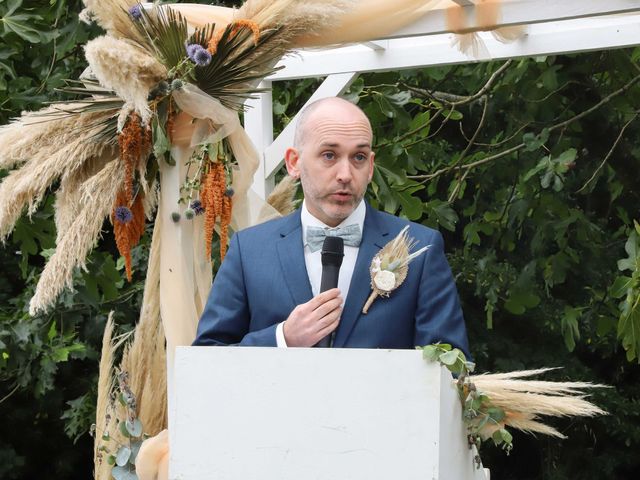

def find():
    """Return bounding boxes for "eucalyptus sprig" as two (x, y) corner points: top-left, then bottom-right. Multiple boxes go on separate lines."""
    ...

(96, 370), (147, 480)
(421, 344), (514, 455)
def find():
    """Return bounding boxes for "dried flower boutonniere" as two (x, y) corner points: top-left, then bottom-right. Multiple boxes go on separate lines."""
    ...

(362, 226), (430, 314)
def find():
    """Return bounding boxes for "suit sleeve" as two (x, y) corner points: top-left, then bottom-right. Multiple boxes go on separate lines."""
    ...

(413, 230), (471, 358)
(193, 233), (278, 347)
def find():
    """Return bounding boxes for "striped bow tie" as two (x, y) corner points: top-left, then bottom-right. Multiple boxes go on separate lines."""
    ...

(306, 224), (362, 253)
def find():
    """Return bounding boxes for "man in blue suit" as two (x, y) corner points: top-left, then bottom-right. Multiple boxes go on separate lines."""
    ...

(194, 97), (469, 355)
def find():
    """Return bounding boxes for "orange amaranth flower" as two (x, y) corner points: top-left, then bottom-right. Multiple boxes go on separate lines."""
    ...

(112, 190), (146, 281)
(207, 19), (260, 55)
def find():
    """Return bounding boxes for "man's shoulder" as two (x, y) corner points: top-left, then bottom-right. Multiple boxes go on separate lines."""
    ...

(235, 209), (299, 240)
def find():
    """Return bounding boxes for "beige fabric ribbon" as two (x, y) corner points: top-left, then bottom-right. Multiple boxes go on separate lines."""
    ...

(141, 85), (281, 480)
(446, 0), (526, 57)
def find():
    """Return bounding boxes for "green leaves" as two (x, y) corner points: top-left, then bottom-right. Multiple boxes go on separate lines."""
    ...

(614, 224), (640, 362)
(523, 148), (577, 192)
(0, 0), (44, 43)
(421, 343), (474, 376)
(561, 306), (582, 352)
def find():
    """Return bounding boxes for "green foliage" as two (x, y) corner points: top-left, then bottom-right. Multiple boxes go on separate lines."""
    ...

(273, 50), (640, 478)
(422, 344), (513, 454)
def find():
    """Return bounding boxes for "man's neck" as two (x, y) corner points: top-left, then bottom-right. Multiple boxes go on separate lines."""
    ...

(301, 200), (366, 231)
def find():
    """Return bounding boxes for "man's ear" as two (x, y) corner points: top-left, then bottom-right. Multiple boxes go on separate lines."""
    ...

(284, 147), (301, 178)
(367, 151), (375, 183)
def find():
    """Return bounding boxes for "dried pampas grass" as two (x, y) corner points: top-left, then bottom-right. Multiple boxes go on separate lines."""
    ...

(94, 224), (166, 480)
(94, 312), (134, 480)
(238, 0), (354, 32)
(120, 221), (167, 435)
(471, 368), (607, 439)
(29, 159), (124, 315)
(234, 0), (355, 58)
(85, 35), (166, 126)
(266, 175), (298, 216)
(81, 0), (147, 45)
(54, 155), (109, 244)
(0, 126), (116, 242)
(0, 105), (116, 170)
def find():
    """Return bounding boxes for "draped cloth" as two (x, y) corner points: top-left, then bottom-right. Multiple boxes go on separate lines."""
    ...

(169, 0), (525, 54)
(157, 83), (280, 378)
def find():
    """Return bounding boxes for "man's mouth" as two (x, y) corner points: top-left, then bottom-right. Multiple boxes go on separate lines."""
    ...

(330, 192), (353, 201)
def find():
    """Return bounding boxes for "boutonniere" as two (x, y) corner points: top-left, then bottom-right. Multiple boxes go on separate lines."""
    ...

(362, 226), (429, 314)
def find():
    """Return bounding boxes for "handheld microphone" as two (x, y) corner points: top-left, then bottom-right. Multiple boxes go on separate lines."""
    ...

(316, 236), (344, 348)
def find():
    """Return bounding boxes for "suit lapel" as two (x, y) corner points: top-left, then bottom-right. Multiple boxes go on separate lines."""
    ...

(276, 210), (313, 306)
(333, 204), (389, 347)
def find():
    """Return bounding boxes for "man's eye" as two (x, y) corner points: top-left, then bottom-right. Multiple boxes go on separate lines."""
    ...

(322, 152), (335, 160)
(354, 153), (368, 162)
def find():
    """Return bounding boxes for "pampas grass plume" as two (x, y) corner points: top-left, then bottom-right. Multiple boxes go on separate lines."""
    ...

(85, 35), (166, 126)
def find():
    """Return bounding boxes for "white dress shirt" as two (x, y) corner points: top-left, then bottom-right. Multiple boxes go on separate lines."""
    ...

(275, 200), (366, 347)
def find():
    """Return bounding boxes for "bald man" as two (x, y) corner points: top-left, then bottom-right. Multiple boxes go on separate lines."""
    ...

(194, 98), (469, 354)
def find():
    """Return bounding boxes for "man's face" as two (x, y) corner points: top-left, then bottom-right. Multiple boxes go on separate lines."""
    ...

(285, 102), (375, 227)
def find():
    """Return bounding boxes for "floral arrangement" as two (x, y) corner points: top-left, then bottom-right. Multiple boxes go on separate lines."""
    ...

(422, 343), (606, 458)
(0, 0), (350, 315)
(81, 3), (285, 274)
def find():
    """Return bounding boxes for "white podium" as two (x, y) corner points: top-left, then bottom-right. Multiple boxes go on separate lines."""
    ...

(170, 347), (488, 480)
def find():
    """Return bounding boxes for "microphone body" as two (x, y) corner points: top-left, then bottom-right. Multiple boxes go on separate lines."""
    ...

(316, 236), (344, 348)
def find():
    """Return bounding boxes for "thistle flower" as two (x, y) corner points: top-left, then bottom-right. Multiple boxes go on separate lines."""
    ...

(184, 208), (195, 220)
(128, 4), (142, 21)
(171, 212), (181, 223)
(186, 44), (211, 67)
(225, 187), (234, 197)
(115, 206), (133, 224)
(190, 199), (205, 215)
(170, 79), (184, 91)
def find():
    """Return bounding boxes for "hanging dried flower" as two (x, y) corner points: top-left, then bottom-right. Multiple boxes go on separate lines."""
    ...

(201, 157), (232, 261)
(118, 112), (150, 204)
(112, 189), (146, 281)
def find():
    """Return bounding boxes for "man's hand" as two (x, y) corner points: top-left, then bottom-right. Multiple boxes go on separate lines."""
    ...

(283, 288), (343, 347)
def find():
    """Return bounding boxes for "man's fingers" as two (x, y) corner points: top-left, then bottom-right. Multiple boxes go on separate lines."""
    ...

(312, 297), (343, 320)
(315, 314), (340, 342)
(305, 288), (341, 311)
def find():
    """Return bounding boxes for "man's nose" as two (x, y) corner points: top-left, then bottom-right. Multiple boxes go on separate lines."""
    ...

(335, 158), (352, 183)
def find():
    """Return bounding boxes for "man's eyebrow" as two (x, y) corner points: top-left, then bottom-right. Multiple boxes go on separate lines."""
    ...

(318, 142), (372, 148)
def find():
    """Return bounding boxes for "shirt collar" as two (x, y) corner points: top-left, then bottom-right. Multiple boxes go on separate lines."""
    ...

(301, 200), (366, 246)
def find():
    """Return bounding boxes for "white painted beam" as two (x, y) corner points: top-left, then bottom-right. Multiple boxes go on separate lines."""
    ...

(387, 0), (640, 39)
(244, 82), (274, 199)
(269, 14), (640, 81)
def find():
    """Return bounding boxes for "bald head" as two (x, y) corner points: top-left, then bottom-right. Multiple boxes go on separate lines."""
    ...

(293, 97), (372, 151)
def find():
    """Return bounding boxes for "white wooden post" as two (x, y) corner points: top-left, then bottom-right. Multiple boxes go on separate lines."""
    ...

(244, 82), (275, 200)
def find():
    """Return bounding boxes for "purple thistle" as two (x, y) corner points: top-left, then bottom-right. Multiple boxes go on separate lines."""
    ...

(186, 44), (201, 60)
(190, 200), (205, 215)
(186, 43), (211, 67)
(128, 4), (142, 20)
(115, 206), (133, 224)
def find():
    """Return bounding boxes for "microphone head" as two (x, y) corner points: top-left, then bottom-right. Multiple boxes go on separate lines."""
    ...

(321, 236), (344, 267)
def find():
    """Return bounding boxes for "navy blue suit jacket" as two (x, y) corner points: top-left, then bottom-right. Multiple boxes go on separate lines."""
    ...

(194, 203), (470, 355)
